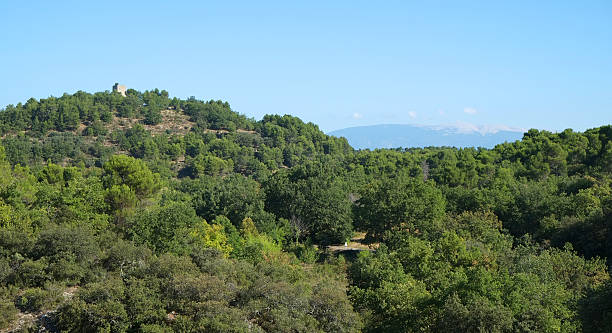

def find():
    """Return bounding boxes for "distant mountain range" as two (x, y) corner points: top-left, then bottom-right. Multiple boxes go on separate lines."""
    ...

(328, 124), (526, 149)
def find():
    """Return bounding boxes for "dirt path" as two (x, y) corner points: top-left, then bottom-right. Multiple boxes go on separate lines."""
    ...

(327, 232), (378, 253)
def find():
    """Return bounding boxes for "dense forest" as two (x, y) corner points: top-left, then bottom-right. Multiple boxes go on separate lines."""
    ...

(0, 87), (611, 332)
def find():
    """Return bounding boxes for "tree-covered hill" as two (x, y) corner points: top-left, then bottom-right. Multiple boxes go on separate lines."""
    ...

(1, 88), (611, 332)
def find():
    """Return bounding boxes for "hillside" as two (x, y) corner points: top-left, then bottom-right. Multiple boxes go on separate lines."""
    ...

(329, 124), (524, 149)
(1, 88), (612, 332)
(0, 89), (352, 176)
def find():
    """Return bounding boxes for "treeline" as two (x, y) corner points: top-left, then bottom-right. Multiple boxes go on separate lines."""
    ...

(0, 88), (173, 134)
(0, 90), (351, 177)
(0, 88), (611, 332)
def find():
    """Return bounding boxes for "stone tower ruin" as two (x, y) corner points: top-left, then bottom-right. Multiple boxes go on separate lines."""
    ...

(112, 83), (127, 97)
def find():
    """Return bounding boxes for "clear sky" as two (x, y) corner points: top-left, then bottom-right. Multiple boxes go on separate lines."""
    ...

(1, 1), (610, 133)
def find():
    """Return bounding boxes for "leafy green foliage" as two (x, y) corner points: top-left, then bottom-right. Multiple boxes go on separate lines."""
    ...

(1, 88), (612, 331)
(188, 219), (233, 256)
(355, 174), (445, 242)
(265, 161), (354, 245)
(103, 154), (160, 199)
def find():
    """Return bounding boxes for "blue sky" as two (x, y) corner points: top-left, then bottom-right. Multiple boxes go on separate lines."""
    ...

(1, 1), (610, 133)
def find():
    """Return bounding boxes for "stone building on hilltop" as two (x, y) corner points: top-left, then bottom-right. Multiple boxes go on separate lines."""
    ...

(113, 83), (127, 97)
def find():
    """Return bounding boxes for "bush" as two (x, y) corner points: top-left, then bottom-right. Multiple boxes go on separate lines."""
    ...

(57, 298), (129, 333)
(0, 257), (12, 284)
(103, 239), (152, 274)
(15, 285), (62, 312)
(0, 288), (18, 330)
(15, 259), (48, 287)
(286, 243), (319, 264)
